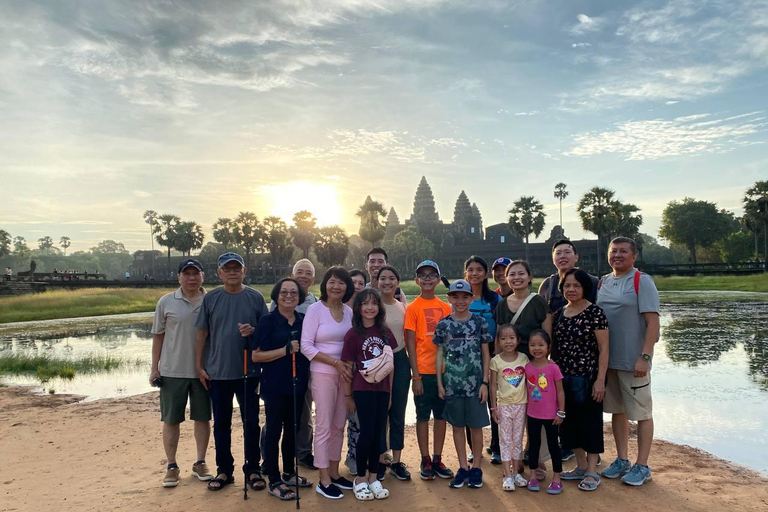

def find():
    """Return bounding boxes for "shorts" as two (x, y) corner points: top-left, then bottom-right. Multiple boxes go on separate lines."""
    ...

(603, 369), (653, 421)
(414, 374), (445, 422)
(444, 395), (490, 429)
(160, 377), (212, 425)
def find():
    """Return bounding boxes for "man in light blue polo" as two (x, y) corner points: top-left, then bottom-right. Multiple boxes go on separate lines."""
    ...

(195, 252), (268, 492)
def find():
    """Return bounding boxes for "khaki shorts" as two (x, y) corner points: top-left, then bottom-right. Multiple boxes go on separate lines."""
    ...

(603, 369), (653, 421)
(160, 377), (212, 425)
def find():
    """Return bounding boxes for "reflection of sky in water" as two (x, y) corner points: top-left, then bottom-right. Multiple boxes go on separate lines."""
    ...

(1, 292), (766, 472)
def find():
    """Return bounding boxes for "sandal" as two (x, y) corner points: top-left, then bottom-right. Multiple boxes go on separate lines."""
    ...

(502, 476), (515, 492)
(283, 472), (313, 488)
(207, 473), (234, 491)
(269, 482), (296, 501)
(248, 471), (266, 491)
(562, 467), (587, 481)
(353, 478), (374, 501)
(578, 472), (601, 492)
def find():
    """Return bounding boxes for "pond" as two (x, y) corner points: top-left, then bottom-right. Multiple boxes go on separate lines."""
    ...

(1, 292), (766, 473)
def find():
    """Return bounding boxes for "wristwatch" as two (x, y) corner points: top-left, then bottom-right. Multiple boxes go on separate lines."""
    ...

(641, 353), (651, 361)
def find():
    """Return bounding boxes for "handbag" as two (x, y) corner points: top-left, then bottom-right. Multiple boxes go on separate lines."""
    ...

(359, 345), (394, 384)
(562, 375), (591, 405)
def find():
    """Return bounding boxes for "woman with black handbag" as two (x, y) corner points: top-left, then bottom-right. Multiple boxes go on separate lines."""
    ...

(552, 269), (609, 492)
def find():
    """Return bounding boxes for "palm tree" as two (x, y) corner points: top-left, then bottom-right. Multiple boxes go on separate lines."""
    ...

(233, 212), (263, 269)
(0, 229), (11, 258)
(577, 187), (618, 274)
(212, 217), (236, 251)
(356, 196), (387, 248)
(59, 236), (71, 256)
(155, 214), (180, 272)
(508, 196), (546, 260)
(143, 210), (159, 277)
(291, 211), (318, 259)
(743, 180), (768, 272)
(174, 221), (205, 256)
(554, 183), (569, 228)
(37, 236), (54, 254)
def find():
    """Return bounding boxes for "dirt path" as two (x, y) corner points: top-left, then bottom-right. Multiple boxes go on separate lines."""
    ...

(1, 387), (765, 512)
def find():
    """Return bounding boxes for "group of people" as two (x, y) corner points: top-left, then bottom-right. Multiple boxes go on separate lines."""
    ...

(150, 235), (660, 502)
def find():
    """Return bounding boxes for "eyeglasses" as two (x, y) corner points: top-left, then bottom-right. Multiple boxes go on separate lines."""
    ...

(279, 291), (300, 297)
(417, 273), (438, 280)
(220, 266), (243, 273)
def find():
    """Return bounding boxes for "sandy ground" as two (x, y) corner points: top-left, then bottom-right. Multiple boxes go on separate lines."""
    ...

(1, 386), (766, 512)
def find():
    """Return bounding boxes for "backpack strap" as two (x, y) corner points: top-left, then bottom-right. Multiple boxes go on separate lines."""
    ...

(634, 270), (642, 295)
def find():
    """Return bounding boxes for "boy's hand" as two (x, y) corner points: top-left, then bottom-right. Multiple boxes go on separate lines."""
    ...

(437, 383), (445, 400)
(478, 384), (488, 404)
(412, 379), (424, 396)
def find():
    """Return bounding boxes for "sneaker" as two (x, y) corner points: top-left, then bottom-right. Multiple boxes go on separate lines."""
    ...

(621, 464), (652, 486)
(331, 476), (354, 490)
(163, 467), (180, 487)
(376, 463), (387, 481)
(390, 462), (412, 481)
(420, 456), (436, 480)
(490, 452), (502, 465)
(561, 448), (575, 462)
(298, 454), (317, 470)
(513, 473), (528, 488)
(316, 482), (343, 499)
(449, 468), (470, 488)
(432, 455), (454, 479)
(192, 461), (213, 481)
(468, 467), (483, 488)
(602, 457), (631, 479)
(345, 457), (357, 476)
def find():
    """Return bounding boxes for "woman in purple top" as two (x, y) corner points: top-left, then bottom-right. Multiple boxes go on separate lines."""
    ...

(300, 266), (355, 500)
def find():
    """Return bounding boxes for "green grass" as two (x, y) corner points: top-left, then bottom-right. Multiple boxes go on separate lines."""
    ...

(0, 353), (143, 383)
(651, 273), (768, 292)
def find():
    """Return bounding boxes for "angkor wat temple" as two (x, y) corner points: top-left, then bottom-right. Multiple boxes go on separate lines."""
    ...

(384, 176), (602, 277)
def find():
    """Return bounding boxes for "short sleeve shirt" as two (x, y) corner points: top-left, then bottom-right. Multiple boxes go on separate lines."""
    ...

(432, 314), (492, 397)
(341, 325), (398, 392)
(596, 269), (660, 371)
(525, 361), (563, 420)
(405, 296), (452, 375)
(540, 272), (599, 313)
(552, 304), (608, 380)
(490, 352), (530, 406)
(494, 294), (549, 355)
(152, 288), (205, 378)
(195, 287), (268, 380)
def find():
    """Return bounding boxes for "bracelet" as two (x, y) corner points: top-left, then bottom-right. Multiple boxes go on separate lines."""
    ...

(345, 394), (352, 397)
(481, 381), (489, 386)
(412, 375), (422, 381)
(489, 407), (498, 411)
(556, 411), (566, 419)
(332, 359), (338, 367)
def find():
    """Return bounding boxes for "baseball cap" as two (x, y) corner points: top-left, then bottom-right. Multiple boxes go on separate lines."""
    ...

(492, 257), (512, 270)
(218, 252), (245, 268)
(447, 279), (472, 295)
(415, 260), (440, 276)
(178, 258), (203, 273)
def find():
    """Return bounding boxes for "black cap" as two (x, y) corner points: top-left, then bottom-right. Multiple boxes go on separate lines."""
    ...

(178, 258), (203, 273)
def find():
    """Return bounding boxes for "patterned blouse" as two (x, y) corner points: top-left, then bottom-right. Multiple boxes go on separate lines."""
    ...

(553, 304), (609, 380)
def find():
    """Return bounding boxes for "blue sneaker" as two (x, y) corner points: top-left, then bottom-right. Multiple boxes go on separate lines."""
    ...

(449, 468), (470, 488)
(468, 468), (483, 488)
(601, 457), (631, 479)
(621, 464), (652, 486)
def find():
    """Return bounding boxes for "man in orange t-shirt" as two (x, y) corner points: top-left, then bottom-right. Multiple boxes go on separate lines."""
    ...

(405, 260), (454, 482)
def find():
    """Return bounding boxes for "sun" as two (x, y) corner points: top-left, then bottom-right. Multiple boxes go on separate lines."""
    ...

(262, 180), (342, 227)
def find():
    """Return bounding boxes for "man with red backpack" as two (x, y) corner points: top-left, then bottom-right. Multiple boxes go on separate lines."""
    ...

(597, 237), (660, 487)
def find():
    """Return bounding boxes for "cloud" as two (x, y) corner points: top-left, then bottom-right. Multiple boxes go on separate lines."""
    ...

(565, 111), (766, 161)
(571, 42), (592, 48)
(666, 100), (680, 105)
(514, 110), (539, 116)
(569, 14), (606, 36)
(133, 190), (152, 198)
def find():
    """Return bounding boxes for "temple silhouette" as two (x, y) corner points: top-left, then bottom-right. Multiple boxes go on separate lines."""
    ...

(383, 176), (601, 277)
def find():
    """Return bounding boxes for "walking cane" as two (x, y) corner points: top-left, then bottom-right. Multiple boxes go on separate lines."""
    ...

(291, 329), (301, 510)
(243, 346), (249, 501)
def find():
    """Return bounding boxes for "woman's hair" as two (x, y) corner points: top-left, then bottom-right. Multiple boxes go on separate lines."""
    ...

(349, 268), (368, 284)
(496, 323), (521, 344)
(464, 255), (496, 303)
(529, 329), (552, 347)
(558, 268), (593, 299)
(319, 266), (355, 303)
(376, 265), (401, 283)
(505, 259), (533, 286)
(270, 277), (306, 305)
(352, 288), (387, 334)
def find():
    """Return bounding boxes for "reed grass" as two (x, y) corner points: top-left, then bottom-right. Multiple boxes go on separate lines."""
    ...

(0, 353), (144, 382)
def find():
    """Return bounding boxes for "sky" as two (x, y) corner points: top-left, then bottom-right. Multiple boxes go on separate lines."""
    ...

(0, 0), (766, 253)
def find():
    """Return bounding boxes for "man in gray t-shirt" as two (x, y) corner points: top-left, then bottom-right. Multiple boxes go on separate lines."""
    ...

(195, 252), (268, 490)
(597, 237), (660, 487)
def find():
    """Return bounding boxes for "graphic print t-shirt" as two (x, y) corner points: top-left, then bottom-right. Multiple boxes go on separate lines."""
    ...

(490, 352), (530, 406)
(341, 325), (398, 392)
(525, 361), (563, 420)
(405, 296), (452, 375)
(432, 314), (492, 397)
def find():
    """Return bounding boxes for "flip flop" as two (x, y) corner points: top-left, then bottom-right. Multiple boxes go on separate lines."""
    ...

(248, 471), (266, 491)
(207, 474), (234, 491)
